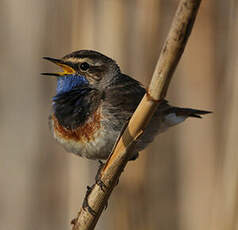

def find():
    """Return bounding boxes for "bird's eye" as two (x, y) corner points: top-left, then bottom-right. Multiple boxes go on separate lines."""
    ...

(80, 62), (90, 71)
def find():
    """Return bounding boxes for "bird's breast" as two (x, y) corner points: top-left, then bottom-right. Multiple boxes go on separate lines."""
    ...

(49, 106), (117, 159)
(52, 108), (101, 142)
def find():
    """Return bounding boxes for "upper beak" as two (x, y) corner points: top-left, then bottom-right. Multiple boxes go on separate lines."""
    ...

(41, 57), (76, 76)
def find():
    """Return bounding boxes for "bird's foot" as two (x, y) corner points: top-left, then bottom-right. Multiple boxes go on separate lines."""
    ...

(128, 151), (139, 161)
(95, 160), (107, 192)
(82, 185), (96, 216)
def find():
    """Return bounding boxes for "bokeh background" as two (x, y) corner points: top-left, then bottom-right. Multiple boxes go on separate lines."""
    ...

(1, 0), (238, 230)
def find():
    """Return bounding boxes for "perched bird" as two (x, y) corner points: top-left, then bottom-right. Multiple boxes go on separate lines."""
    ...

(42, 50), (210, 160)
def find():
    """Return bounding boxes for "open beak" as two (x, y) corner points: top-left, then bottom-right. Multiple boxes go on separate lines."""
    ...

(41, 57), (76, 76)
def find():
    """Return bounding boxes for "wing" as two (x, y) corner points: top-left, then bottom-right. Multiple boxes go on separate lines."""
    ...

(103, 73), (170, 133)
(104, 74), (146, 120)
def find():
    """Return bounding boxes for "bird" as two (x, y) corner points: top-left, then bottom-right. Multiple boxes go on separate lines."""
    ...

(42, 50), (211, 160)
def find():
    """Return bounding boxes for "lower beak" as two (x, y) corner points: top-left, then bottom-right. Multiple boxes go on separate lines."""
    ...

(41, 57), (75, 76)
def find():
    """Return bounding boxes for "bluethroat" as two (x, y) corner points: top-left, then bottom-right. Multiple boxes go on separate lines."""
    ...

(42, 50), (210, 160)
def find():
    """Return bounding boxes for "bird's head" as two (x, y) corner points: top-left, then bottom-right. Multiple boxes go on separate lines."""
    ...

(42, 50), (120, 95)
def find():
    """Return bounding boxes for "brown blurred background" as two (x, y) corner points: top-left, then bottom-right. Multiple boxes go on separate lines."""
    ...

(1, 0), (237, 230)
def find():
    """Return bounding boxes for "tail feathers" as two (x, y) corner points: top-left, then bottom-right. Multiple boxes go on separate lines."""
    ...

(186, 109), (212, 118)
(168, 107), (212, 119)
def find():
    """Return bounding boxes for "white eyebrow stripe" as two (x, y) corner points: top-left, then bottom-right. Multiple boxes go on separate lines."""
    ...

(65, 57), (103, 66)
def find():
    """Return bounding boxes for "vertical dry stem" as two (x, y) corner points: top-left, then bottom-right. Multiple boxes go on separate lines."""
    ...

(71, 0), (202, 229)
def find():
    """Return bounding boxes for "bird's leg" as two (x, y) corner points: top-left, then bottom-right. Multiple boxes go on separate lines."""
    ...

(95, 160), (107, 192)
(128, 151), (139, 161)
(95, 160), (109, 210)
(82, 185), (96, 216)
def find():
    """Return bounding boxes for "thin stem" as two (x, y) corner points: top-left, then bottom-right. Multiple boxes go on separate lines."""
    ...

(71, 0), (202, 229)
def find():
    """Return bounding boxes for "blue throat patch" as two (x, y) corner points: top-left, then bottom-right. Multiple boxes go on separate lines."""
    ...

(55, 74), (89, 95)
(51, 74), (99, 129)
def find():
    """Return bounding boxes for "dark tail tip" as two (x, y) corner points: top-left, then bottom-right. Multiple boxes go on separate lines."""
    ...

(169, 107), (212, 119)
(184, 109), (212, 119)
